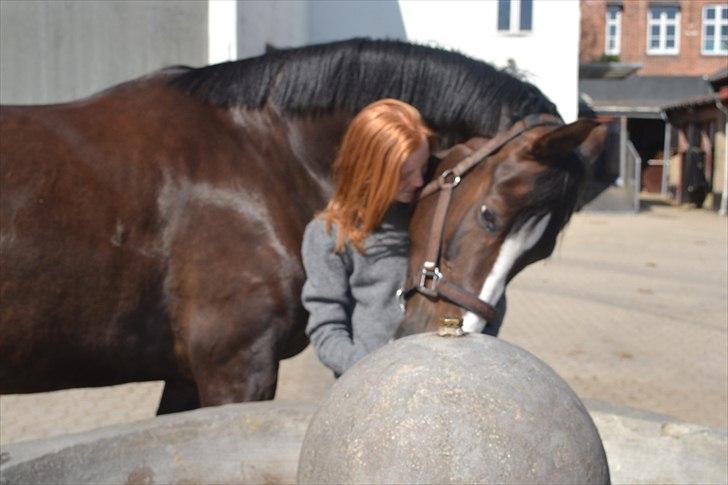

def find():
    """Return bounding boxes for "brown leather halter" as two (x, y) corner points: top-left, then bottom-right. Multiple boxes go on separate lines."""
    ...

(401, 113), (564, 323)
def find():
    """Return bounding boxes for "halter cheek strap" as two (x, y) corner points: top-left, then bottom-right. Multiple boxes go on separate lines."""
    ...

(402, 113), (564, 324)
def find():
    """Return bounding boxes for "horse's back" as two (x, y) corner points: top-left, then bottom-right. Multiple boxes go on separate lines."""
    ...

(0, 76), (193, 392)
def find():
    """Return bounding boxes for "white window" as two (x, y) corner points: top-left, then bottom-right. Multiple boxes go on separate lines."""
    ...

(702, 4), (728, 55)
(647, 6), (680, 55)
(497, 0), (533, 34)
(605, 5), (622, 55)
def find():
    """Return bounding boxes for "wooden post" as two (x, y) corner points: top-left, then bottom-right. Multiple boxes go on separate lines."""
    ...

(721, 118), (728, 216)
(618, 115), (627, 187)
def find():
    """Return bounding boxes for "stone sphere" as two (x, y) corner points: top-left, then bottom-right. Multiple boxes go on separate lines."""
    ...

(297, 332), (610, 484)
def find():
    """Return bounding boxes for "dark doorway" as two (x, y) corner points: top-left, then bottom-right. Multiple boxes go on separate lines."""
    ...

(628, 118), (665, 193)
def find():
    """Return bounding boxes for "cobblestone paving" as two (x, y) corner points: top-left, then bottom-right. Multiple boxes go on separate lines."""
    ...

(500, 204), (727, 430)
(2, 203), (726, 446)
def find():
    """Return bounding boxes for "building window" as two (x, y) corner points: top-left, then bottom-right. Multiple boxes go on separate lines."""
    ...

(497, 0), (533, 33)
(605, 5), (622, 55)
(646, 6), (680, 55)
(702, 4), (728, 55)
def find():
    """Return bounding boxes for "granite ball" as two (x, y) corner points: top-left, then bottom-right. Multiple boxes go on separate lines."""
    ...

(297, 332), (610, 484)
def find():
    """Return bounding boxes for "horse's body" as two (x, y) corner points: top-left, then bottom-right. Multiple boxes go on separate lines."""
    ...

(0, 39), (600, 412)
(0, 74), (343, 410)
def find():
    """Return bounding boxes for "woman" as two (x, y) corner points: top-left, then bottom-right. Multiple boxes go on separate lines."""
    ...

(301, 98), (435, 377)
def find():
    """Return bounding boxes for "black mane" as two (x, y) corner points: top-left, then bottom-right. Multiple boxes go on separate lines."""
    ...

(167, 38), (559, 137)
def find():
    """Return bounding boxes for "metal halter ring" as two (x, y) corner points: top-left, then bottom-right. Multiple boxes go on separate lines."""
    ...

(439, 170), (461, 188)
(395, 287), (406, 313)
(418, 265), (443, 297)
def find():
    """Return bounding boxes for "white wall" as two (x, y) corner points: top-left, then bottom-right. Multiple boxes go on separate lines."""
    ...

(209, 0), (237, 64)
(307, 1), (406, 44)
(0, 0), (207, 104)
(233, 0), (581, 121)
(235, 0), (308, 59)
(1, 0), (579, 120)
(398, 0), (580, 122)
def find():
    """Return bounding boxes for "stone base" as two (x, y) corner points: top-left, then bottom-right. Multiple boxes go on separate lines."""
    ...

(1, 400), (725, 484)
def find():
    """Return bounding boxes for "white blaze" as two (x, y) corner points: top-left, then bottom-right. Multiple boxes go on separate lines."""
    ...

(462, 214), (552, 333)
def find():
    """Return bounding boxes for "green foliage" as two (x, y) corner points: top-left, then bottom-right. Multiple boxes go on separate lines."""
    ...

(598, 54), (621, 63)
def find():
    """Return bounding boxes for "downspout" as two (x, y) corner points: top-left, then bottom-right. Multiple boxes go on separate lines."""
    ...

(618, 116), (627, 187)
(716, 99), (728, 216)
(660, 110), (671, 197)
(208, 0), (237, 64)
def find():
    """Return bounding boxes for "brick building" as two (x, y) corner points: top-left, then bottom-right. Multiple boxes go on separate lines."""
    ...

(579, 0), (727, 213)
(580, 0), (727, 76)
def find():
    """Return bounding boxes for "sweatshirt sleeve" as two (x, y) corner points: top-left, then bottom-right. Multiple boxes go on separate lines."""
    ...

(301, 220), (367, 376)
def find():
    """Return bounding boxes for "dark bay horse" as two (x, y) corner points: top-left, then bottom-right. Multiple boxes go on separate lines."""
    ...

(398, 117), (603, 336)
(0, 38), (602, 413)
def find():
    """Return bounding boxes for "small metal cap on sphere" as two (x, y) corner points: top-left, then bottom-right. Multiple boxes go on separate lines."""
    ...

(437, 315), (464, 337)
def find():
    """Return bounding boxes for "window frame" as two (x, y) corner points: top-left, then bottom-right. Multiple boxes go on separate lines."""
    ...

(701, 4), (728, 56)
(605, 5), (622, 55)
(497, 0), (533, 35)
(646, 6), (681, 56)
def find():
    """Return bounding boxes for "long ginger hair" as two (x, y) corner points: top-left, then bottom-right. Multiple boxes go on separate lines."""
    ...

(320, 99), (435, 252)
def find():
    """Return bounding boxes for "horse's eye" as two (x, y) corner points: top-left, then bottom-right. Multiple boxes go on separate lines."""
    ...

(479, 204), (499, 233)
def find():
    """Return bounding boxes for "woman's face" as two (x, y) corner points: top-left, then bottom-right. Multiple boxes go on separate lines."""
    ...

(395, 138), (430, 203)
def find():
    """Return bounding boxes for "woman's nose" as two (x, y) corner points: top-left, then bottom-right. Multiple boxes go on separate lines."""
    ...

(413, 171), (424, 188)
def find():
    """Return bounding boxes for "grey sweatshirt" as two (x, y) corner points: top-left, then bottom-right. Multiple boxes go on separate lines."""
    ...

(301, 202), (410, 376)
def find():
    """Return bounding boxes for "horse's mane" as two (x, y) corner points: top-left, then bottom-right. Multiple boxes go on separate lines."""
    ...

(166, 38), (559, 137)
(167, 38), (582, 259)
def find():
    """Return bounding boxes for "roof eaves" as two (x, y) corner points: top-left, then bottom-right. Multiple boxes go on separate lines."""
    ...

(594, 105), (661, 113)
(705, 68), (728, 83)
(589, 105), (664, 119)
(662, 93), (720, 111)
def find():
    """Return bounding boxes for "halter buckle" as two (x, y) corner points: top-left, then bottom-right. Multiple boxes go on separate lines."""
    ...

(439, 170), (461, 188)
(419, 265), (443, 297)
(395, 287), (406, 312)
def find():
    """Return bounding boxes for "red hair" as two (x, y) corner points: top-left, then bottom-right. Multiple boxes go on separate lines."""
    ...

(320, 99), (435, 252)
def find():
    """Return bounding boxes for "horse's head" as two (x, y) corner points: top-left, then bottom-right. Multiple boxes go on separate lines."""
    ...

(399, 116), (605, 336)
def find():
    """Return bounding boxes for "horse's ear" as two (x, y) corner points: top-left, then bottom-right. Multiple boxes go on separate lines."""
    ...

(531, 119), (601, 160)
(575, 123), (609, 165)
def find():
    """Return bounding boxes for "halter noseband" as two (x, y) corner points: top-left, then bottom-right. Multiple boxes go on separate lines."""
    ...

(401, 113), (564, 324)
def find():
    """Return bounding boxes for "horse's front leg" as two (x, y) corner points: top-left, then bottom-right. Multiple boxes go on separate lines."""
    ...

(187, 317), (281, 404)
(163, 202), (303, 405)
(166, 279), (285, 404)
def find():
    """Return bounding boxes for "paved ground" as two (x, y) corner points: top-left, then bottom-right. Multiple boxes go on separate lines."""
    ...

(1, 201), (726, 446)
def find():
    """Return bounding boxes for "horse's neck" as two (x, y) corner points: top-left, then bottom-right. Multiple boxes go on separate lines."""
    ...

(225, 102), (515, 221)
(281, 109), (353, 196)
(226, 105), (352, 222)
